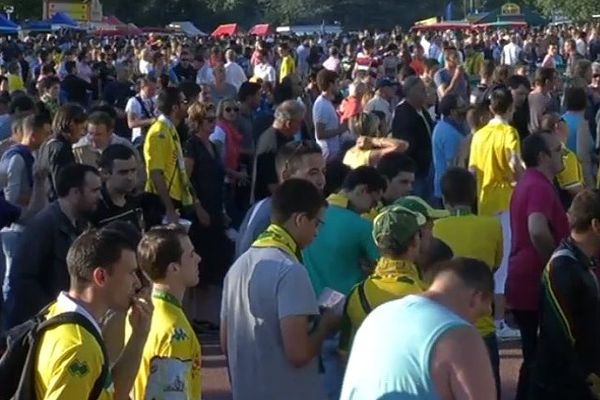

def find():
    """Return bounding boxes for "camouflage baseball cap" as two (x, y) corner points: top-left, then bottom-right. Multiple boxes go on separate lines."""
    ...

(372, 205), (427, 248)
(394, 196), (449, 219)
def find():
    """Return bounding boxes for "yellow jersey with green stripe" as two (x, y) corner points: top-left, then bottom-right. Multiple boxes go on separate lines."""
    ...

(557, 147), (583, 191)
(339, 258), (426, 352)
(144, 115), (194, 205)
(35, 293), (114, 400)
(127, 289), (202, 400)
(433, 212), (502, 337)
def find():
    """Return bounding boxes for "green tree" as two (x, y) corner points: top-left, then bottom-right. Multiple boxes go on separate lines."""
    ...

(533, 0), (597, 21)
(1, 0), (42, 20)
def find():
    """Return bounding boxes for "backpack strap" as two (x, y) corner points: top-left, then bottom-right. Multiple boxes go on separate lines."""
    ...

(18, 312), (108, 400)
(357, 281), (372, 315)
(135, 95), (153, 119)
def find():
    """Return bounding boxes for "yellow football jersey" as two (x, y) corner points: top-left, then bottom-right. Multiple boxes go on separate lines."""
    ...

(339, 259), (426, 352)
(433, 213), (502, 337)
(469, 120), (520, 216)
(127, 289), (202, 400)
(35, 294), (114, 400)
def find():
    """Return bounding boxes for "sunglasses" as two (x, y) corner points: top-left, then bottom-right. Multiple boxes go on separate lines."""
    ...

(205, 116), (216, 123)
(225, 107), (239, 113)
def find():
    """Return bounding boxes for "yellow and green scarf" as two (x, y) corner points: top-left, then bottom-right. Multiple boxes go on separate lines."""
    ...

(252, 224), (302, 262)
(374, 258), (421, 281)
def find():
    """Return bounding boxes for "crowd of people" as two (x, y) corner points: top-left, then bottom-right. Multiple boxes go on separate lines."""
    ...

(1, 21), (600, 399)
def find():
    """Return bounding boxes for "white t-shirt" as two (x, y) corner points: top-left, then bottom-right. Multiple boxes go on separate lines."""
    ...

(312, 94), (341, 161)
(225, 62), (248, 91)
(139, 59), (152, 75)
(323, 57), (341, 73)
(125, 94), (156, 141)
(502, 43), (522, 66)
(253, 63), (277, 83)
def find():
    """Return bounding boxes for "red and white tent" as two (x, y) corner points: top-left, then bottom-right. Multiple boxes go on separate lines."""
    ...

(249, 23), (271, 36)
(211, 23), (240, 37)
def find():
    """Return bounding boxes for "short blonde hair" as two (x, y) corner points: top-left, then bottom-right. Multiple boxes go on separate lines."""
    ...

(187, 101), (216, 124)
(350, 113), (380, 138)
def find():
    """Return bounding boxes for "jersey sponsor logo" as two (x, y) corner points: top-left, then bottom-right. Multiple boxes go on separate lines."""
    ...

(171, 327), (188, 342)
(146, 356), (191, 398)
(68, 360), (90, 377)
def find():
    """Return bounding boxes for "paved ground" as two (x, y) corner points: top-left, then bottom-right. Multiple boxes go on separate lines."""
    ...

(200, 334), (523, 400)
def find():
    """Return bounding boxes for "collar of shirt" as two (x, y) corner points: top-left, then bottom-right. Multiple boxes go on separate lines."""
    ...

(327, 192), (350, 208)
(158, 114), (176, 130)
(56, 291), (102, 334)
(489, 115), (510, 125)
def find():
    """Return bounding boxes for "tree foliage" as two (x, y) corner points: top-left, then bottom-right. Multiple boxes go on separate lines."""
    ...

(533, 0), (596, 22)
(3, 0), (552, 31)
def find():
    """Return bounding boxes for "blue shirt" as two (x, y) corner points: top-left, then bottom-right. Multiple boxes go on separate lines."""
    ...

(235, 197), (272, 260)
(340, 295), (469, 400)
(303, 203), (379, 296)
(432, 119), (464, 198)
(562, 111), (584, 154)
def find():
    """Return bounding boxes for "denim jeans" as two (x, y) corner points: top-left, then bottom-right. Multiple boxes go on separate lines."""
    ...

(413, 167), (434, 204)
(321, 334), (345, 400)
(1, 228), (22, 331)
(514, 310), (539, 400)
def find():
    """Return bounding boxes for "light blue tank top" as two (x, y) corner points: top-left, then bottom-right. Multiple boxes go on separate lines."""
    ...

(340, 295), (470, 400)
(562, 111), (584, 154)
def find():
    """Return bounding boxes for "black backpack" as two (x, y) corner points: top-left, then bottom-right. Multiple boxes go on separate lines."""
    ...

(0, 306), (108, 400)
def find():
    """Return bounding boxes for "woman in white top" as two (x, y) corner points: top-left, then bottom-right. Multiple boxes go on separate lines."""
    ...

(253, 50), (277, 84)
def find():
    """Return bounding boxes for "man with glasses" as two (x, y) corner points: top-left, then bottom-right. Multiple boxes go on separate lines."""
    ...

(222, 179), (339, 400)
(506, 132), (570, 400)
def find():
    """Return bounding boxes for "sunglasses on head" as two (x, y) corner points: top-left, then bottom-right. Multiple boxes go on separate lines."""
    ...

(225, 107), (239, 113)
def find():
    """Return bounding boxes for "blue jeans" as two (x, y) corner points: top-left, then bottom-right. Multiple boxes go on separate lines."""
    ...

(321, 334), (344, 400)
(484, 333), (501, 400)
(413, 167), (434, 203)
(1, 229), (22, 331)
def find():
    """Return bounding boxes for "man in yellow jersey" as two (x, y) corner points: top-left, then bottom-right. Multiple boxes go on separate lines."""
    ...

(469, 85), (523, 342)
(278, 43), (296, 83)
(131, 225), (202, 400)
(144, 86), (210, 226)
(34, 228), (153, 400)
(432, 167), (503, 398)
(469, 86), (524, 217)
(540, 113), (584, 207)
(339, 205), (427, 355)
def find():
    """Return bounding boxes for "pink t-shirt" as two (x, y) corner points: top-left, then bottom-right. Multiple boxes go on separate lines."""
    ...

(506, 169), (569, 311)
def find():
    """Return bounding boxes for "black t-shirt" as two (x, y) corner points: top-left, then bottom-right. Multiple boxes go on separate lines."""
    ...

(254, 130), (294, 201)
(172, 63), (197, 82)
(61, 74), (91, 106)
(92, 186), (144, 231)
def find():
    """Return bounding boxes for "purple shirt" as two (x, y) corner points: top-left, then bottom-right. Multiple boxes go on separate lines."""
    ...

(506, 169), (569, 311)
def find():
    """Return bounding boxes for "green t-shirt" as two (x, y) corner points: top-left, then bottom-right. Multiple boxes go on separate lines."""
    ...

(303, 203), (380, 297)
